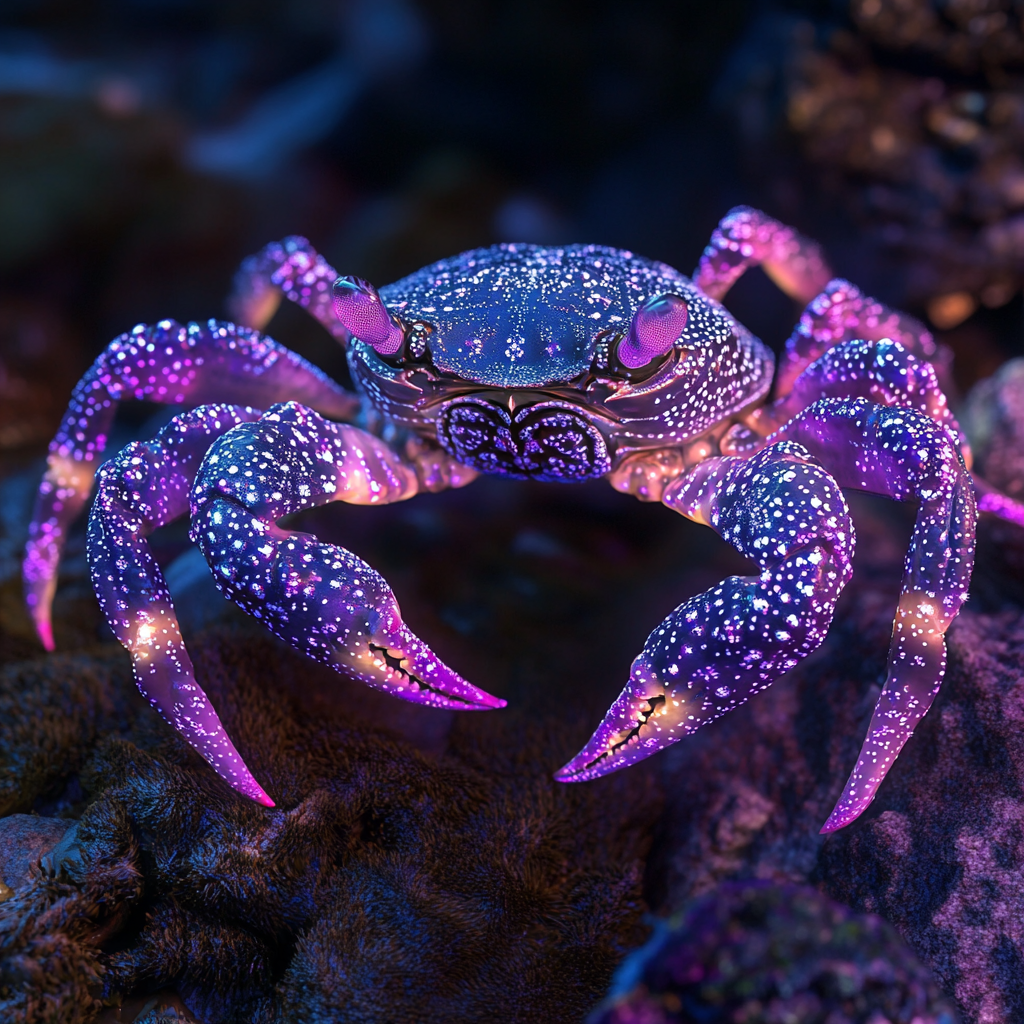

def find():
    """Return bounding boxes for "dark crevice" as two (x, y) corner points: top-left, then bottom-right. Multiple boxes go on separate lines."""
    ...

(583, 694), (666, 771)
(367, 642), (478, 705)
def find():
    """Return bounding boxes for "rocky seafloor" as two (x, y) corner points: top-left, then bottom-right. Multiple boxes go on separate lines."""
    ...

(2, 388), (1024, 1023)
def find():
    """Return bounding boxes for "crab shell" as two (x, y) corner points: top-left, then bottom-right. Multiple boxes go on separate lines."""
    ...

(341, 244), (774, 482)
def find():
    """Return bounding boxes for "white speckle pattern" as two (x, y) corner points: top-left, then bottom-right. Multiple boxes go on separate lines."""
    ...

(349, 243), (774, 460)
(377, 242), (761, 390)
(189, 402), (504, 714)
(771, 337), (966, 457)
(695, 204), (831, 305)
(773, 397), (975, 832)
(231, 235), (345, 341)
(555, 442), (854, 786)
(775, 278), (938, 398)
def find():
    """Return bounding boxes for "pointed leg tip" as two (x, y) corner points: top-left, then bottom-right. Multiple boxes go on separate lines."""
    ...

(819, 802), (862, 834)
(242, 782), (275, 807)
(36, 620), (54, 652)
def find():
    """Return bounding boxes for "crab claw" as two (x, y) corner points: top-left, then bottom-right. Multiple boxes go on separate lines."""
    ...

(329, 591), (506, 710)
(617, 293), (688, 369)
(554, 655), (709, 781)
(195, 503), (506, 713)
(332, 275), (405, 356)
(191, 404), (505, 721)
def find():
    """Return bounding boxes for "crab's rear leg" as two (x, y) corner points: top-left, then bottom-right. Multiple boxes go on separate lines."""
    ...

(558, 442), (855, 787)
(773, 397), (976, 831)
(228, 236), (346, 340)
(764, 336), (966, 458)
(89, 404), (273, 805)
(695, 211), (940, 397)
(774, 279), (940, 400)
(25, 318), (357, 651)
(694, 206), (833, 305)
(190, 402), (500, 731)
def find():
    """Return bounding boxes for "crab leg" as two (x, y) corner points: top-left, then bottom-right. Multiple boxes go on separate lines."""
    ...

(774, 279), (939, 399)
(694, 206), (833, 305)
(190, 402), (503, 743)
(771, 397), (976, 831)
(776, 318), (1024, 535)
(24, 318), (357, 651)
(767, 337), (966, 457)
(88, 404), (273, 806)
(228, 236), (346, 341)
(558, 441), (855, 788)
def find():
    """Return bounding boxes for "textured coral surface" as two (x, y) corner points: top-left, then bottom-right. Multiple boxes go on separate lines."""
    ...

(588, 881), (957, 1024)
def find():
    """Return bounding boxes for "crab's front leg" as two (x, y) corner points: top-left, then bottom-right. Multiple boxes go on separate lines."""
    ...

(773, 398), (976, 831)
(25, 318), (356, 651)
(190, 402), (499, 726)
(89, 404), (273, 805)
(558, 442), (855, 787)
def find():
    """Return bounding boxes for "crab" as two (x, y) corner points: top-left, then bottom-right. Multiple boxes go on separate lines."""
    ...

(22, 207), (1019, 833)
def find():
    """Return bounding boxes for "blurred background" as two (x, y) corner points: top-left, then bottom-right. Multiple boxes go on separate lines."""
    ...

(1, 0), (1023, 469)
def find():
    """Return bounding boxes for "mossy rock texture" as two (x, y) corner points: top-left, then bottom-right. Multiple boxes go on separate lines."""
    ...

(0, 626), (659, 1024)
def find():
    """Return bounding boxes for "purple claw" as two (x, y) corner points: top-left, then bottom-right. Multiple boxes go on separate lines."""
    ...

(558, 444), (854, 785)
(332, 276), (405, 356)
(617, 293), (688, 370)
(191, 402), (504, 717)
(554, 664), (707, 782)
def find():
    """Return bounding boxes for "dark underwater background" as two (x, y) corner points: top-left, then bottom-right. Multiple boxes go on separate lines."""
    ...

(1, 1), (1024, 1021)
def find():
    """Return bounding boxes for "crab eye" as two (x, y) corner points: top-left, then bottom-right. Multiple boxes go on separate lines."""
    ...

(332, 275), (405, 356)
(615, 293), (688, 371)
